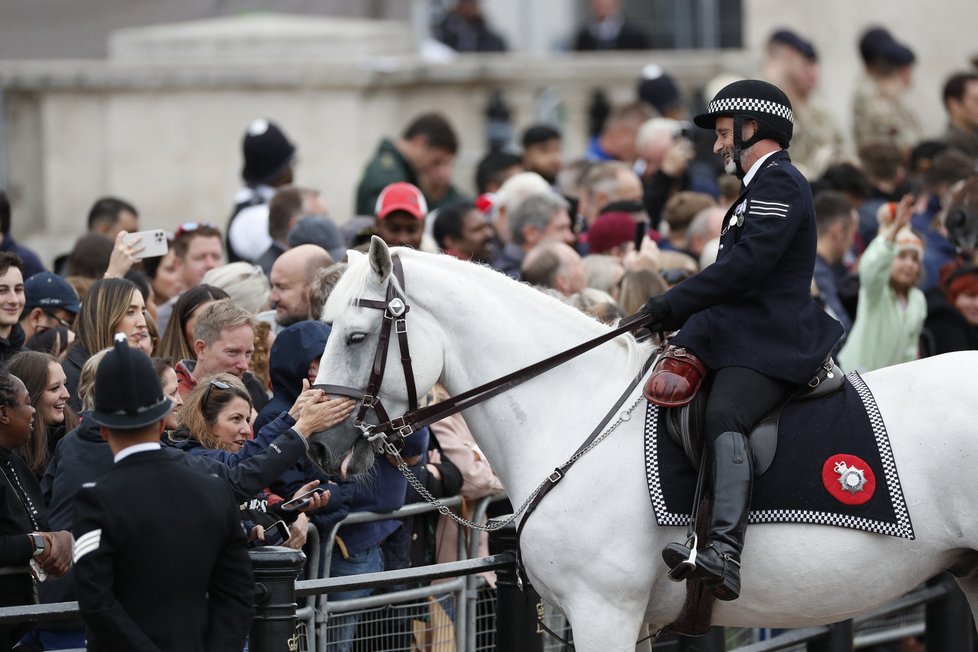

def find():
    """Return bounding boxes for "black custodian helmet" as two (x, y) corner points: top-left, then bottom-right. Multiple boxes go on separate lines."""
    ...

(694, 79), (794, 178)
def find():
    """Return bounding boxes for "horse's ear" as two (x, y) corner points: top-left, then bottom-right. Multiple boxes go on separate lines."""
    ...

(368, 235), (393, 281)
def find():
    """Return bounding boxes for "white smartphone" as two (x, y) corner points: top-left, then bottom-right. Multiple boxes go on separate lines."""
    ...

(123, 229), (168, 259)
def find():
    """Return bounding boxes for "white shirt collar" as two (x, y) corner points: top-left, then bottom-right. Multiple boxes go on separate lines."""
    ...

(742, 150), (779, 187)
(114, 442), (161, 463)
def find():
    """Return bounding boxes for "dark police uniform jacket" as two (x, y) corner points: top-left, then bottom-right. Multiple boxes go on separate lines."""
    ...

(665, 150), (843, 385)
(73, 449), (254, 652)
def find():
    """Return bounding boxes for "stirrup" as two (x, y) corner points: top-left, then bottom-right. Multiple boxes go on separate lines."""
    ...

(666, 533), (698, 582)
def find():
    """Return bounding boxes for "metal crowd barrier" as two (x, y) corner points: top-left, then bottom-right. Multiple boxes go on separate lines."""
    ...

(0, 515), (971, 651)
(301, 493), (507, 652)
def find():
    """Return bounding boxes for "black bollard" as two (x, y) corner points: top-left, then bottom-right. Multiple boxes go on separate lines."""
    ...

(489, 520), (544, 652)
(249, 546), (307, 652)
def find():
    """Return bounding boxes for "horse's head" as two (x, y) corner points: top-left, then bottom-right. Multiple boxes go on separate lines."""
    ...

(308, 236), (445, 477)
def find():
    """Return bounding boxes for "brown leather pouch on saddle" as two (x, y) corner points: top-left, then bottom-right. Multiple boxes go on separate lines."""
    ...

(644, 346), (707, 408)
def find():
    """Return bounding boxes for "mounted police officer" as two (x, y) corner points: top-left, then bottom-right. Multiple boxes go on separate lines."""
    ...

(640, 79), (843, 600)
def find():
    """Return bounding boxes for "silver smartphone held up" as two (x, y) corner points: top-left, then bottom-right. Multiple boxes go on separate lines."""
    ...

(122, 229), (168, 259)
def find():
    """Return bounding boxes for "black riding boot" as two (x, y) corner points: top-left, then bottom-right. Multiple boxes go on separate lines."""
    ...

(662, 430), (753, 601)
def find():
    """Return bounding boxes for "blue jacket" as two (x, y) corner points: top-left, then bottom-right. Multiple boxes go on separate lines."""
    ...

(667, 151), (843, 384)
(253, 321), (346, 526)
(251, 320), (430, 553)
(255, 320), (331, 433)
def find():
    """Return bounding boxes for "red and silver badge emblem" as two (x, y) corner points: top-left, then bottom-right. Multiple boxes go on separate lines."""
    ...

(822, 454), (876, 505)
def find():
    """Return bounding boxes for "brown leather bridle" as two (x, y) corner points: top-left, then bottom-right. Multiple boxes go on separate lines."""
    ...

(314, 257), (420, 451)
(315, 255), (658, 454)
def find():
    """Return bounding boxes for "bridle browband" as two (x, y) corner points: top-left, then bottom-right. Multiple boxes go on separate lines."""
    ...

(315, 255), (659, 452)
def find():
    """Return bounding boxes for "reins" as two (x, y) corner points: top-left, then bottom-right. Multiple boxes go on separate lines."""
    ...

(315, 255), (660, 452)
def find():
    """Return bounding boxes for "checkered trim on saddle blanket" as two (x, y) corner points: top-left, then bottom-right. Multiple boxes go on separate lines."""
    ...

(644, 371), (914, 539)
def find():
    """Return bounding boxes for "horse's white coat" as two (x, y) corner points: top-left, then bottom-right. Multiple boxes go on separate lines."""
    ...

(314, 240), (978, 652)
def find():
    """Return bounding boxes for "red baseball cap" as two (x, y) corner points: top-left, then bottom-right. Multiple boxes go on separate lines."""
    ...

(375, 182), (428, 220)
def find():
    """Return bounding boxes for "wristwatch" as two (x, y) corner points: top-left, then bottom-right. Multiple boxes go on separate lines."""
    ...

(29, 533), (45, 558)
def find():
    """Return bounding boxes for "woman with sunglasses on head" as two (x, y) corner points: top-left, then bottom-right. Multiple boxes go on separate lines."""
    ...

(5, 351), (77, 479)
(61, 277), (149, 412)
(173, 373), (355, 549)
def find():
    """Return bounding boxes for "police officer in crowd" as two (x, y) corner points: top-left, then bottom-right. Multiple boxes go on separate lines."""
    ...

(72, 335), (253, 650)
(640, 80), (843, 601)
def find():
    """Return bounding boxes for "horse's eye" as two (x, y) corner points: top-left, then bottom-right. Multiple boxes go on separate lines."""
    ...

(346, 332), (367, 346)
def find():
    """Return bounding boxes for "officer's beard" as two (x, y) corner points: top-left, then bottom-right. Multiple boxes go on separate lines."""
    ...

(722, 142), (755, 177)
(723, 157), (738, 176)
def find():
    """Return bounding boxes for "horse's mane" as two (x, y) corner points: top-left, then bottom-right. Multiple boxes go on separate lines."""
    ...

(325, 248), (648, 360)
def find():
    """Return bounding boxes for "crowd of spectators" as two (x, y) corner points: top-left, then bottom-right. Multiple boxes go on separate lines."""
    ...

(0, 14), (977, 650)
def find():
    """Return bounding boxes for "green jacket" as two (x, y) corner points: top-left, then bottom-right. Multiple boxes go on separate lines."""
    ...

(355, 138), (470, 216)
(355, 139), (418, 216)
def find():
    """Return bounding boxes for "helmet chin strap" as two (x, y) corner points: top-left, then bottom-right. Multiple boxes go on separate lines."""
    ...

(731, 116), (763, 180)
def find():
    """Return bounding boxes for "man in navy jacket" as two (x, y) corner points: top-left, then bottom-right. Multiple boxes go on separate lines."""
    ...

(642, 80), (843, 601)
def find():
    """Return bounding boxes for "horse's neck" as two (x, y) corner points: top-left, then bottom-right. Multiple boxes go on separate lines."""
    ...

(430, 273), (649, 505)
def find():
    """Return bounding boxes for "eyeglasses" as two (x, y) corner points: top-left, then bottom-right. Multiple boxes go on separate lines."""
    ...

(42, 310), (74, 329)
(175, 222), (219, 239)
(201, 379), (231, 410)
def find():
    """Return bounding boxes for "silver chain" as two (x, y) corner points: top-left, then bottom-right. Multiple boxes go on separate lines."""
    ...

(379, 392), (645, 533)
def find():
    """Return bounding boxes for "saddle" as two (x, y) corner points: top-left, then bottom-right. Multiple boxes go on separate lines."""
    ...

(654, 358), (844, 636)
(657, 357), (844, 474)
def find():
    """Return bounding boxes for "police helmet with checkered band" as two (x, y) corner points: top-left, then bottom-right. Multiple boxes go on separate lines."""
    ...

(694, 79), (794, 148)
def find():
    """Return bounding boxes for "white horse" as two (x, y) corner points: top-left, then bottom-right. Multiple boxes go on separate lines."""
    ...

(311, 238), (978, 652)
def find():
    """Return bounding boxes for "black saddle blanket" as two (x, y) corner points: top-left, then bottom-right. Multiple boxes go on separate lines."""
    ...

(645, 371), (914, 539)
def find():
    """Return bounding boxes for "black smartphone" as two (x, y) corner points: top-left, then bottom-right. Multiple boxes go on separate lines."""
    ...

(280, 487), (327, 512)
(248, 520), (291, 549)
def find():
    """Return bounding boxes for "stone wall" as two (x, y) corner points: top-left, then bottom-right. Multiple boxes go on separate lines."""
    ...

(0, 15), (748, 265)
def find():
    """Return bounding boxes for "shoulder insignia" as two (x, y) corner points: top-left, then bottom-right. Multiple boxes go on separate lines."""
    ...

(74, 528), (102, 564)
(748, 199), (790, 220)
(379, 152), (396, 169)
(82, 482), (96, 488)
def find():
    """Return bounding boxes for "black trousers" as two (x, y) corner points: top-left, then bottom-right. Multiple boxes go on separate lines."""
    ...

(703, 366), (791, 443)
